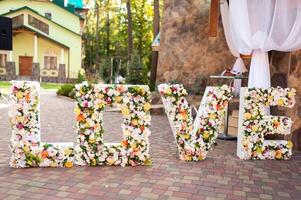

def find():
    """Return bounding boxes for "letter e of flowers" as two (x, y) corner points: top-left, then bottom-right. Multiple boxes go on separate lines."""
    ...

(237, 87), (296, 160)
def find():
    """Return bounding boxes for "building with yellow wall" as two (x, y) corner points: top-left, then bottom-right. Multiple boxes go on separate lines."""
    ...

(0, 0), (87, 82)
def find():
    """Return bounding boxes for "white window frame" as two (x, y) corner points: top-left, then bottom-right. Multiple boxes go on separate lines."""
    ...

(45, 12), (52, 20)
(43, 53), (58, 70)
(0, 50), (9, 67)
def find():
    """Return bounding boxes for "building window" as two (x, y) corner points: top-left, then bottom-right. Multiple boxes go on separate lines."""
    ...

(0, 54), (7, 67)
(45, 12), (52, 20)
(12, 14), (24, 28)
(28, 15), (49, 34)
(44, 56), (57, 70)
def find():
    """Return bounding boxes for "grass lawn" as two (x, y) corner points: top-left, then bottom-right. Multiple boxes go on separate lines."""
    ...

(0, 81), (63, 95)
(40, 82), (64, 90)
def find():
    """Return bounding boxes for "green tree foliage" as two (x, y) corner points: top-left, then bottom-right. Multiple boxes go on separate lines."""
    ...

(83, 0), (156, 85)
(126, 50), (148, 84)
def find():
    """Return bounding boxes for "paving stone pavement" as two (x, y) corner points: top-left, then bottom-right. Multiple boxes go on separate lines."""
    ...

(0, 92), (301, 200)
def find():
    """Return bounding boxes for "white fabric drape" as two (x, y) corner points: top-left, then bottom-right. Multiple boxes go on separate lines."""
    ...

(229, 0), (301, 89)
(220, 0), (239, 58)
(220, 0), (247, 95)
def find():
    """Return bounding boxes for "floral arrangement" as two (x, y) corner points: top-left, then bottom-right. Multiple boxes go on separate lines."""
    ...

(9, 81), (151, 168)
(158, 84), (233, 161)
(240, 87), (296, 160)
(9, 81), (75, 168)
(74, 82), (151, 167)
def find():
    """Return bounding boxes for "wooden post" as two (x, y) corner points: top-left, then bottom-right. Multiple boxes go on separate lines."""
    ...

(8, 51), (13, 62)
(150, 0), (160, 90)
(110, 57), (113, 84)
(34, 34), (38, 63)
(209, 0), (220, 37)
(60, 48), (64, 64)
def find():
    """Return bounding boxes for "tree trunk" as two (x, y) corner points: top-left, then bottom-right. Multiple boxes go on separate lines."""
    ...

(150, 0), (160, 90)
(153, 0), (160, 35)
(106, 0), (111, 82)
(126, 0), (133, 73)
(106, 1), (110, 57)
(95, 1), (100, 72)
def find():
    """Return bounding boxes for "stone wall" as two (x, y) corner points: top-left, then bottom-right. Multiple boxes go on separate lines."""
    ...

(157, 0), (235, 91)
(32, 63), (40, 81)
(0, 62), (16, 81)
(0, 62), (75, 83)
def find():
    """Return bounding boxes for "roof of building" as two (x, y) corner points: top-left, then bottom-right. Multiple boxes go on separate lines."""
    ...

(152, 32), (160, 51)
(2, 6), (82, 36)
(152, 32), (160, 46)
(51, 0), (84, 19)
(67, 0), (84, 9)
(14, 25), (69, 48)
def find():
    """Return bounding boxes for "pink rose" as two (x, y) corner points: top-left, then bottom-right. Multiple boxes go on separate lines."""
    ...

(16, 123), (24, 130)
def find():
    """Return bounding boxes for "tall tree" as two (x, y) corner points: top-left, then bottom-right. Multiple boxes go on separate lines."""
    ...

(153, 0), (160, 35)
(83, 0), (155, 84)
(105, 0), (111, 57)
(95, 0), (100, 71)
(126, 0), (133, 68)
(150, 0), (160, 89)
(105, 0), (111, 82)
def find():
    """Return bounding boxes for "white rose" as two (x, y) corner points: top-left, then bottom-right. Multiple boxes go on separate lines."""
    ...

(107, 89), (114, 96)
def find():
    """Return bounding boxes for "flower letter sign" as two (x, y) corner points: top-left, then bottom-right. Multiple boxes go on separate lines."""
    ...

(158, 84), (233, 161)
(237, 87), (296, 160)
(9, 81), (151, 168)
(9, 81), (75, 168)
(74, 82), (151, 167)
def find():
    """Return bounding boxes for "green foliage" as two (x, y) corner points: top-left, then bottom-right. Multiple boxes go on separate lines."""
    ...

(56, 84), (75, 98)
(57, 69), (87, 98)
(0, 81), (11, 88)
(40, 83), (63, 90)
(126, 51), (149, 85)
(0, 81), (63, 95)
(99, 58), (111, 83)
(83, 0), (158, 84)
(77, 69), (87, 83)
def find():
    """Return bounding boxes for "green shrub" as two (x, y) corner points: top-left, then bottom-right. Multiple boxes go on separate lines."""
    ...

(99, 59), (111, 83)
(77, 69), (87, 83)
(126, 51), (149, 85)
(56, 84), (75, 98)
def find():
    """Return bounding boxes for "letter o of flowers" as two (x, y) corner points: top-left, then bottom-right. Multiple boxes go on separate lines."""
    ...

(237, 87), (296, 160)
(74, 82), (151, 167)
(158, 84), (233, 161)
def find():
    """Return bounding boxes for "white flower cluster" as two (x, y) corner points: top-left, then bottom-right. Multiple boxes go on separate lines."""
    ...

(241, 87), (296, 160)
(74, 82), (152, 167)
(9, 81), (151, 168)
(9, 81), (75, 168)
(159, 84), (233, 161)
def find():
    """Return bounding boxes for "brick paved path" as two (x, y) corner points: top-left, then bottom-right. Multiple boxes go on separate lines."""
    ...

(0, 92), (301, 200)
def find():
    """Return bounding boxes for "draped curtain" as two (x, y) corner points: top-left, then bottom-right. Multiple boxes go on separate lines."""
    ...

(220, 0), (247, 95)
(227, 0), (301, 89)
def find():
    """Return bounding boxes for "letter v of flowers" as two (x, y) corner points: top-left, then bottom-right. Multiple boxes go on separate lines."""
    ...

(158, 84), (233, 161)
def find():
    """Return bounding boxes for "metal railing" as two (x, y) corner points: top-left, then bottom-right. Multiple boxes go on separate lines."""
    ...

(0, 90), (9, 104)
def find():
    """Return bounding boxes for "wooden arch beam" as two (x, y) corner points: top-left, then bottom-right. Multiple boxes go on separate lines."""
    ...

(208, 0), (220, 37)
